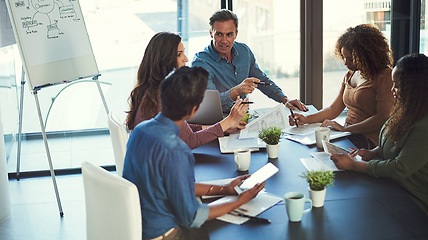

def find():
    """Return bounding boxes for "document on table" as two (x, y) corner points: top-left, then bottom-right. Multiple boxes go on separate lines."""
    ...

(299, 152), (341, 171)
(208, 192), (282, 225)
(239, 104), (289, 139)
(284, 123), (322, 135)
(285, 130), (351, 145)
(218, 133), (265, 153)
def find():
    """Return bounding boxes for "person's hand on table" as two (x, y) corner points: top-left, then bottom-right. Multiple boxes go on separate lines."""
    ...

(330, 153), (355, 170)
(284, 98), (308, 111)
(288, 112), (306, 126)
(321, 119), (345, 131)
(349, 147), (377, 161)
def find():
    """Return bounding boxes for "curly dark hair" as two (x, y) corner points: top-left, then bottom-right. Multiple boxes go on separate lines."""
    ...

(385, 53), (428, 142)
(126, 32), (181, 130)
(334, 24), (393, 81)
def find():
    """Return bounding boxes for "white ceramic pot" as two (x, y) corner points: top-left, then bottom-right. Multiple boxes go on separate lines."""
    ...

(308, 187), (327, 207)
(266, 144), (279, 158)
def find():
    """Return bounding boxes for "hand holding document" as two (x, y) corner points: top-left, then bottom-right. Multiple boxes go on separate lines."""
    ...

(322, 140), (362, 161)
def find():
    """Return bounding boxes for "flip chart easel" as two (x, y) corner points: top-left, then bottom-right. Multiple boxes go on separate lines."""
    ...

(6, 0), (109, 217)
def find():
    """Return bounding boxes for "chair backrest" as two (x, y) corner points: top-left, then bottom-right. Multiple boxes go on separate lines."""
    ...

(107, 112), (129, 177)
(82, 161), (142, 240)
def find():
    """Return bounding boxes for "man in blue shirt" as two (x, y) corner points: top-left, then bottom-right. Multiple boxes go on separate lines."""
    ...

(123, 66), (265, 240)
(192, 9), (308, 113)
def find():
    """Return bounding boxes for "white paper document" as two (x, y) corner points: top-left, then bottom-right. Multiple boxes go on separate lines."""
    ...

(208, 192), (282, 225)
(218, 133), (265, 153)
(285, 130), (351, 145)
(284, 123), (322, 135)
(239, 104), (289, 139)
(322, 141), (362, 161)
(299, 152), (341, 171)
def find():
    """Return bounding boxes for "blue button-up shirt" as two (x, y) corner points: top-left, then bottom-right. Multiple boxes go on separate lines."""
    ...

(123, 113), (209, 240)
(192, 41), (286, 112)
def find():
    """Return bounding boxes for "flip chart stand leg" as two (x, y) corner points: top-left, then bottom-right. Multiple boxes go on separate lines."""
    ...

(16, 67), (26, 181)
(93, 75), (109, 114)
(32, 89), (64, 217)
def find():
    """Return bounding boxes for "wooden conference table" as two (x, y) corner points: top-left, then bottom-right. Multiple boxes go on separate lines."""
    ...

(192, 137), (428, 240)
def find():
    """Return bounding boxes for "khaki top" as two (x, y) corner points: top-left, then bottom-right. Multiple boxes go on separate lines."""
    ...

(342, 68), (394, 145)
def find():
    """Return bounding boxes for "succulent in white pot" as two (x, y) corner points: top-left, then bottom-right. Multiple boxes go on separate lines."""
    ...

(300, 170), (335, 207)
(258, 126), (284, 159)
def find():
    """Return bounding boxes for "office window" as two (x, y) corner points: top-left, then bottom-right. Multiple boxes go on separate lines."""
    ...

(323, 0), (391, 107)
(422, 0), (427, 54)
(234, 0), (300, 110)
(0, 0), (219, 173)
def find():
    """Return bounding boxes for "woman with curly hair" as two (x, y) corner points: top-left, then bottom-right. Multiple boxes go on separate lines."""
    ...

(289, 24), (394, 148)
(330, 53), (428, 214)
(126, 32), (248, 149)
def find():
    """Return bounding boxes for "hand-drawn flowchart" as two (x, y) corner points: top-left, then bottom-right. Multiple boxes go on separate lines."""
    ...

(7, 0), (93, 67)
(14, 0), (80, 39)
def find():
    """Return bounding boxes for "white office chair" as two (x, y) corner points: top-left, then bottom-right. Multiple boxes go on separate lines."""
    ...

(82, 161), (142, 240)
(107, 112), (129, 177)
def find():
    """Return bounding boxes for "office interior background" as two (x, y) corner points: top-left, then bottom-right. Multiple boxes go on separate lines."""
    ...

(0, 0), (426, 175)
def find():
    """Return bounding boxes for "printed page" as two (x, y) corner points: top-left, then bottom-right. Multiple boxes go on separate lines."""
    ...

(218, 135), (261, 153)
(285, 130), (351, 145)
(239, 104), (289, 139)
(221, 133), (265, 150)
(322, 141), (362, 161)
(208, 192), (282, 225)
(299, 152), (341, 171)
(284, 123), (322, 135)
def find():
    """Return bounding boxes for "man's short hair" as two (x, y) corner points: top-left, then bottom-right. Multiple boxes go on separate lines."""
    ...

(209, 9), (238, 31)
(160, 66), (209, 121)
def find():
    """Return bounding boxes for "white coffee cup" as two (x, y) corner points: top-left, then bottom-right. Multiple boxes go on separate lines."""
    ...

(315, 127), (330, 149)
(284, 192), (312, 222)
(234, 149), (251, 171)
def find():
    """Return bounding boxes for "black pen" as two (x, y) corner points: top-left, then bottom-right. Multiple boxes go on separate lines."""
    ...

(255, 81), (272, 85)
(241, 101), (254, 104)
(289, 109), (299, 128)
(229, 211), (271, 224)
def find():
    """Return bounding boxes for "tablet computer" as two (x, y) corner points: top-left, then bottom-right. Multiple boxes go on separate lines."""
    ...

(234, 162), (279, 194)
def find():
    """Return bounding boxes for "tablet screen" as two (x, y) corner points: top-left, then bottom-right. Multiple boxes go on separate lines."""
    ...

(235, 163), (279, 193)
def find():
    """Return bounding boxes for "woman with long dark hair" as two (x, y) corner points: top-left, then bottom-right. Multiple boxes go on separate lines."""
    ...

(126, 32), (248, 149)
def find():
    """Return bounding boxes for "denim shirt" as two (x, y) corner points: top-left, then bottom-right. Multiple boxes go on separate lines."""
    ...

(192, 41), (286, 112)
(123, 113), (209, 239)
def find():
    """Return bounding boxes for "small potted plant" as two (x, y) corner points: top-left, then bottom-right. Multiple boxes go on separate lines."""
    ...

(300, 170), (335, 207)
(258, 126), (284, 158)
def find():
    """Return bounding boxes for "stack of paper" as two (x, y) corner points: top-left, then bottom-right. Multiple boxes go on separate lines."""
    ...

(284, 123), (351, 145)
(208, 192), (282, 224)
